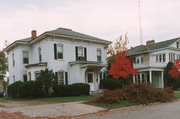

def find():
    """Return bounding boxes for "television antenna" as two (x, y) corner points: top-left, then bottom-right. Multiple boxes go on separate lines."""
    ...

(138, 0), (143, 45)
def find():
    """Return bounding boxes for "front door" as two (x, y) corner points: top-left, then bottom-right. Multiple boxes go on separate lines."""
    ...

(86, 72), (95, 92)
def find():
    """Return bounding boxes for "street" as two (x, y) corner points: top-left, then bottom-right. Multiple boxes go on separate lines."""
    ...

(81, 101), (180, 119)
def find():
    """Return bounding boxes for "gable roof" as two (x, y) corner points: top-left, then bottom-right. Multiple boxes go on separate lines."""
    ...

(4, 27), (111, 52)
(127, 37), (180, 56)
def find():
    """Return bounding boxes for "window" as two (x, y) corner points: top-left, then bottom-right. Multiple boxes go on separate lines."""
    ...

(23, 51), (29, 64)
(97, 49), (101, 62)
(177, 54), (180, 59)
(23, 74), (27, 82)
(57, 44), (63, 59)
(28, 72), (31, 81)
(169, 53), (175, 62)
(78, 47), (84, 57)
(135, 56), (144, 64)
(156, 54), (166, 62)
(58, 72), (64, 85)
(38, 47), (42, 62)
(12, 53), (15, 66)
(13, 75), (15, 82)
(75, 46), (87, 61)
(54, 44), (63, 60)
(177, 42), (179, 49)
(35, 72), (40, 80)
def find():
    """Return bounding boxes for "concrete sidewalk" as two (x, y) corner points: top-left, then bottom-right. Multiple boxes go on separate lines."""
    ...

(0, 101), (106, 118)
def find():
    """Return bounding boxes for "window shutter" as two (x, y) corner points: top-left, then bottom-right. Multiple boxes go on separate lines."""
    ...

(65, 72), (68, 85)
(84, 47), (87, 61)
(54, 44), (57, 60)
(75, 46), (78, 60)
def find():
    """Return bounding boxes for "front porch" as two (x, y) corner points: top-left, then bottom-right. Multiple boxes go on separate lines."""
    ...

(69, 61), (106, 92)
(133, 69), (164, 88)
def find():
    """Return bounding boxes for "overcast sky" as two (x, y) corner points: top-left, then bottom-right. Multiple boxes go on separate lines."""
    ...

(1, 0), (180, 50)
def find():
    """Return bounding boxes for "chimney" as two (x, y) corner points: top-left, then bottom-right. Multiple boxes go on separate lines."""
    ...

(146, 40), (155, 45)
(31, 30), (37, 39)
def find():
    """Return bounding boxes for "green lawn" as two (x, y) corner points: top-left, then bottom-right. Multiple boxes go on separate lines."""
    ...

(174, 93), (180, 99)
(88, 101), (140, 109)
(0, 96), (96, 102)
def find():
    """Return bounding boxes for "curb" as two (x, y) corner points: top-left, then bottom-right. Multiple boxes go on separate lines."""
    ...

(73, 99), (180, 119)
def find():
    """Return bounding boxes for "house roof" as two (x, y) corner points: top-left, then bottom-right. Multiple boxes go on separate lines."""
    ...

(4, 27), (111, 52)
(45, 28), (109, 43)
(127, 37), (180, 56)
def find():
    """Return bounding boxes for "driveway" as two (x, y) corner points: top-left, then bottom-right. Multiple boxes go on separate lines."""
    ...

(0, 101), (106, 118)
(81, 101), (180, 119)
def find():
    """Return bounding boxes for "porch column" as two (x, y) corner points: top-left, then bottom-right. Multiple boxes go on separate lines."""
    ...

(149, 70), (152, 83)
(161, 71), (164, 88)
(133, 75), (136, 84)
(140, 73), (142, 83)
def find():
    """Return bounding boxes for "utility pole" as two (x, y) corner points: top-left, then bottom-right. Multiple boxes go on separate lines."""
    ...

(138, 0), (143, 45)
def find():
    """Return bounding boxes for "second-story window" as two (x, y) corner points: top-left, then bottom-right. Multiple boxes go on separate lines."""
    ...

(38, 47), (42, 62)
(135, 56), (144, 64)
(97, 49), (102, 62)
(177, 54), (180, 59)
(177, 42), (179, 49)
(156, 54), (166, 62)
(12, 53), (15, 66)
(75, 46), (87, 61)
(169, 53), (175, 62)
(23, 51), (29, 64)
(54, 44), (63, 60)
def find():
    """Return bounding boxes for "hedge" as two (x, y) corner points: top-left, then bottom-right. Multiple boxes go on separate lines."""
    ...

(53, 83), (90, 96)
(8, 81), (23, 98)
(100, 79), (123, 90)
(8, 81), (45, 98)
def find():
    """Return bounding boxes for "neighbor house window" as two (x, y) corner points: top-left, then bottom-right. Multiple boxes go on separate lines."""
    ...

(135, 56), (144, 64)
(58, 71), (64, 85)
(38, 47), (42, 62)
(177, 54), (180, 59)
(177, 42), (179, 49)
(75, 46), (87, 61)
(54, 44), (63, 60)
(156, 54), (166, 62)
(97, 49), (101, 62)
(169, 53), (175, 62)
(23, 51), (29, 64)
(12, 53), (15, 66)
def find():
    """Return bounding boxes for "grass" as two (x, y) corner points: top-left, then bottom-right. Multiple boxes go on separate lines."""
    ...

(0, 96), (96, 102)
(88, 101), (140, 109)
(174, 93), (180, 99)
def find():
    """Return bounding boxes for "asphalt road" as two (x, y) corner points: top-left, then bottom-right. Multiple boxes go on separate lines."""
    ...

(81, 101), (180, 119)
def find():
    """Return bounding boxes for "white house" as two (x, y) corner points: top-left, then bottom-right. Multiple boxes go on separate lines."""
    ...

(4, 27), (111, 92)
(127, 38), (180, 88)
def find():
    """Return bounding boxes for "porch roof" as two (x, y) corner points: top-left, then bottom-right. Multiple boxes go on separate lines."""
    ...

(69, 61), (106, 68)
(25, 62), (47, 68)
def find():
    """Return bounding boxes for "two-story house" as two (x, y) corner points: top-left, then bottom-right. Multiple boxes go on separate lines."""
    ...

(4, 28), (111, 92)
(127, 38), (180, 88)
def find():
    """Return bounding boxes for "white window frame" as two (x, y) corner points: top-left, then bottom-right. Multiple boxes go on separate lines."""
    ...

(58, 71), (65, 85)
(135, 56), (144, 64)
(77, 46), (84, 57)
(97, 49), (102, 62)
(23, 51), (29, 64)
(169, 53), (175, 62)
(38, 47), (42, 62)
(57, 44), (64, 59)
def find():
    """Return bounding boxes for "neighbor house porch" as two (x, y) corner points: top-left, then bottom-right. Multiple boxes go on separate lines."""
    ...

(133, 69), (164, 88)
